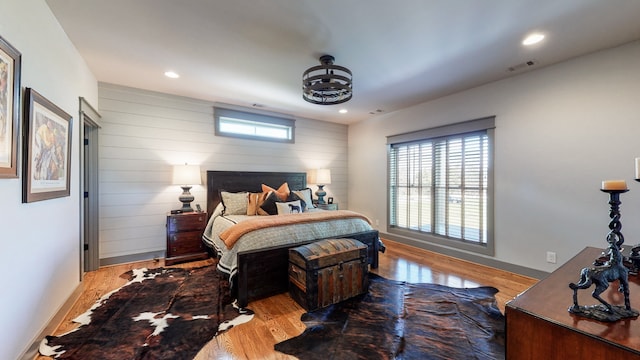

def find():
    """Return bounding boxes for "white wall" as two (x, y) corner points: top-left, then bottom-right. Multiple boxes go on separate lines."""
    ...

(0, 0), (98, 358)
(349, 40), (640, 275)
(97, 83), (348, 261)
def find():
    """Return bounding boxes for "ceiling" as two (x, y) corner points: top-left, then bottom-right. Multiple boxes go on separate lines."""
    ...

(45, 0), (640, 124)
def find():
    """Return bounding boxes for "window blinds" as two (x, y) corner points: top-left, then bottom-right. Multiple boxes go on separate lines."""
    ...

(388, 116), (494, 249)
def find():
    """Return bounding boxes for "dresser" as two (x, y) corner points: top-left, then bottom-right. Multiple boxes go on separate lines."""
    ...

(165, 212), (209, 265)
(505, 246), (640, 359)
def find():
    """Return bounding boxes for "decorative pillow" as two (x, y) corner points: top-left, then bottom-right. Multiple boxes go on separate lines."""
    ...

(211, 202), (224, 219)
(261, 182), (290, 201)
(259, 191), (280, 215)
(276, 200), (302, 215)
(247, 191), (268, 216)
(220, 191), (248, 215)
(287, 191), (307, 211)
(292, 188), (315, 210)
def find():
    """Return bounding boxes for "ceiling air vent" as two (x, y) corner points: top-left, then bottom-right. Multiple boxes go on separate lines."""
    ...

(507, 60), (537, 72)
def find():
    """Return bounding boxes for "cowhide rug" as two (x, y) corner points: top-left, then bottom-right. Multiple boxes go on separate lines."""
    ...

(39, 265), (253, 360)
(275, 273), (504, 360)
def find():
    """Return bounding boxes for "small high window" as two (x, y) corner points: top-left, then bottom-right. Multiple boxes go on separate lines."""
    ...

(214, 107), (295, 143)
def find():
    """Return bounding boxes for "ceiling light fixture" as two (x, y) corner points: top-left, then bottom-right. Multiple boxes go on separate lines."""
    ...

(164, 71), (180, 79)
(522, 33), (545, 46)
(339, 109), (348, 114)
(302, 55), (352, 105)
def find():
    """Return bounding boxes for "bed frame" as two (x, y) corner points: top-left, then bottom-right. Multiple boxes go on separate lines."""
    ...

(205, 170), (381, 307)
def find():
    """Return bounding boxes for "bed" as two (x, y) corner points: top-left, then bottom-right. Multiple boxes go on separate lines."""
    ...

(202, 170), (382, 307)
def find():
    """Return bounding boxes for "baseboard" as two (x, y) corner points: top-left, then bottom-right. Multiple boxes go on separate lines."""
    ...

(19, 282), (85, 360)
(100, 250), (165, 267)
(380, 231), (549, 280)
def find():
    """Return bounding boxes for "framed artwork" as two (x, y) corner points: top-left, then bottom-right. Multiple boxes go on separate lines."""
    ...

(23, 88), (72, 203)
(0, 35), (21, 178)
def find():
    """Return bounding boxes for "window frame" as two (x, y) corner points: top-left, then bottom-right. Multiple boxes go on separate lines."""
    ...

(386, 117), (495, 256)
(214, 106), (295, 143)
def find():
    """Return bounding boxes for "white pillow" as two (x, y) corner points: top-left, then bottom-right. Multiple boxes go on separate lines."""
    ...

(211, 203), (224, 218)
(220, 191), (248, 215)
(276, 200), (302, 215)
(293, 188), (315, 210)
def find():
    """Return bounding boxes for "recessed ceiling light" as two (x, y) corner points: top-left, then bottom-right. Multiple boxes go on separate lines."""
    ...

(522, 33), (545, 46)
(339, 109), (348, 114)
(164, 71), (180, 79)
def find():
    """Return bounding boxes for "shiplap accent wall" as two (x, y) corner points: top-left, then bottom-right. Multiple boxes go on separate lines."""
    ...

(98, 83), (348, 261)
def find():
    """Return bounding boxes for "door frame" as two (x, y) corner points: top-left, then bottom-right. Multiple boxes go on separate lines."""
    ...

(79, 97), (101, 277)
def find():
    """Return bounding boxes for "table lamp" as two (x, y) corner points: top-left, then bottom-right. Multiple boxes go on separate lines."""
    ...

(315, 168), (331, 204)
(172, 164), (201, 212)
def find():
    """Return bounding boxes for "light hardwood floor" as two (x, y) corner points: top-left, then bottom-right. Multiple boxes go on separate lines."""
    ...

(35, 239), (538, 360)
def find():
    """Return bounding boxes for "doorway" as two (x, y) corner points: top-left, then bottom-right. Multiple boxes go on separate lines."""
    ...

(80, 97), (101, 274)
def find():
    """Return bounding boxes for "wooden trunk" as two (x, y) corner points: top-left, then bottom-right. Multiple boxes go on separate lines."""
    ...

(289, 238), (369, 311)
(234, 230), (379, 308)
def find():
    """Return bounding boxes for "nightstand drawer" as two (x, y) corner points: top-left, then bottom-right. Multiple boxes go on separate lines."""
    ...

(168, 213), (206, 232)
(169, 231), (205, 254)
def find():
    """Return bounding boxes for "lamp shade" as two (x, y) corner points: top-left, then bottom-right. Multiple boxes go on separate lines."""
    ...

(306, 169), (316, 184)
(316, 168), (331, 185)
(172, 164), (201, 185)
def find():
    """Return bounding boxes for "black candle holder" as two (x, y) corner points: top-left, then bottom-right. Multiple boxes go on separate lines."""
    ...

(593, 189), (628, 266)
(568, 188), (638, 322)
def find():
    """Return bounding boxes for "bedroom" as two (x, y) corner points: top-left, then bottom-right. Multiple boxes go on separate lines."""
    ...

(2, 0), (640, 358)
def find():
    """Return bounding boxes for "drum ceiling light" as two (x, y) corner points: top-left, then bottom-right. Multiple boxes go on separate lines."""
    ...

(302, 55), (352, 105)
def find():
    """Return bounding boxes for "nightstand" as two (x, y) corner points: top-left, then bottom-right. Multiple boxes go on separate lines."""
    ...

(165, 212), (209, 265)
(316, 203), (338, 211)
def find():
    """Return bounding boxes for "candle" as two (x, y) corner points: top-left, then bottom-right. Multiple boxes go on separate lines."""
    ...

(602, 180), (628, 191)
(636, 158), (640, 179)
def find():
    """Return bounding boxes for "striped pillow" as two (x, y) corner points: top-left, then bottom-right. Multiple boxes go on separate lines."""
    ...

(247, 191), (268, 216)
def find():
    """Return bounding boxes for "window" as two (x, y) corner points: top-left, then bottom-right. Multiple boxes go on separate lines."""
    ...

(387, 117), (495, 255)
(214, 106), (295, 143)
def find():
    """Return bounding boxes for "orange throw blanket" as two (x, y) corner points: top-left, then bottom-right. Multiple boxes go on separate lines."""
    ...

(220, 210), (372, 249)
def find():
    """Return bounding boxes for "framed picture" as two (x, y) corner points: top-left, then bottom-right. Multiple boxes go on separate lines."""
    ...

(0, 35), (21, 178)
(327, 197), (334, 204)
(22, 88), (72, 203)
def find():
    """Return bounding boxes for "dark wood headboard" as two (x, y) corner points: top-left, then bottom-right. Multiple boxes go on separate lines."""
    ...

(206, 171), (307, 219)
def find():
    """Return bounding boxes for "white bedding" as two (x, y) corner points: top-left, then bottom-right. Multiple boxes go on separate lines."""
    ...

(202, 204), (374, 280)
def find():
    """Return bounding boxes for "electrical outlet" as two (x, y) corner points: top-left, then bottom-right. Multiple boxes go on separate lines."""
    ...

(546, 251), (557, 264)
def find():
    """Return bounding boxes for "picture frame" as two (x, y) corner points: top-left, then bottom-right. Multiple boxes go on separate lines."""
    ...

(328, 197), (334, 204)
(22, 88), (72, 203)
(0, 35), (21, 178)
